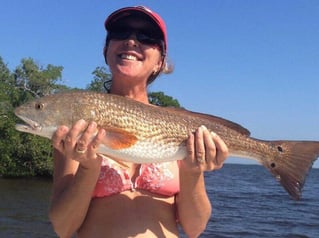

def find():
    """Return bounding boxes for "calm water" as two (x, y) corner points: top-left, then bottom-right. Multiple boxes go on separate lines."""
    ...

(0, 178), (55, 237)
(0, 164), (318, 238)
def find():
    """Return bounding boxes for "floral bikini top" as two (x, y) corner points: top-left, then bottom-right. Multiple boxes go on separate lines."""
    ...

(92, 156), (180, 198)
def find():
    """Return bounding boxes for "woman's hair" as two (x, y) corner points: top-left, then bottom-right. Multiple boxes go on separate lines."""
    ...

(148, 54), (174, 84)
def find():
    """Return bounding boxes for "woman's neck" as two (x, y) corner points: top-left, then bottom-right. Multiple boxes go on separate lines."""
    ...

(110, 80), (149, 104)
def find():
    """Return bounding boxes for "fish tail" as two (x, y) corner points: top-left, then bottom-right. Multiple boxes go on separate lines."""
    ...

(264, 141), (319, 200)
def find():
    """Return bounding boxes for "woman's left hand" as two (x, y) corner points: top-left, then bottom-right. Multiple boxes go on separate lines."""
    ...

(179, 125), (229, 173)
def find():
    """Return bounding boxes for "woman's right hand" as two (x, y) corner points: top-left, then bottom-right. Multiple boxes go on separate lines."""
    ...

(51, 119), (105, 169)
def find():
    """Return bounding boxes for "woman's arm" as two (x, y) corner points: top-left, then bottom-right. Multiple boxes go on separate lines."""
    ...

(49, 120), (104, 238)
(176, 126), (228, 238)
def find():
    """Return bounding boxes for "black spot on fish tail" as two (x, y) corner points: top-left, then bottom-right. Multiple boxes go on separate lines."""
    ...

(277, 146), (283, 152)
(267, 141), (319, 200)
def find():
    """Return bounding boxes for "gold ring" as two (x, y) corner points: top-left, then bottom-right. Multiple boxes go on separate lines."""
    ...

(197, 158), (205, 164)
(76, 148), (87, 154)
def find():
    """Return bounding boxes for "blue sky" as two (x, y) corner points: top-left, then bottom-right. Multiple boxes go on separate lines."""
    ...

(1, 0), (318, 168)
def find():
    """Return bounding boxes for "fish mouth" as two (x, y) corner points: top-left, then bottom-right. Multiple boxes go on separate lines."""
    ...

(15, 115), (42, 133)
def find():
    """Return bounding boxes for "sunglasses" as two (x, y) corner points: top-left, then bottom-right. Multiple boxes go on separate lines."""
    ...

(108, 28), (163, 47)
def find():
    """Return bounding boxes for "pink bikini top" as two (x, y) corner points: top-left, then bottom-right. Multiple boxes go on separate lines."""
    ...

(92, 157), (180, 198)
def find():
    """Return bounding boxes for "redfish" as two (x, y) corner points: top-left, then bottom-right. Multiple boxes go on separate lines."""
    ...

(14, 91), (319, 200)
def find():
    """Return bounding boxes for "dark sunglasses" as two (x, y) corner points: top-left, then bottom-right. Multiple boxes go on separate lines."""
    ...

(108, 28), (163, 46)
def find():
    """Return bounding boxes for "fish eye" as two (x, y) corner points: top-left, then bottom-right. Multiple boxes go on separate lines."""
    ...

(35, 103), (44, 110)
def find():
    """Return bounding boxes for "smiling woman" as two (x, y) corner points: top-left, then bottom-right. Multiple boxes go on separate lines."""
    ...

(103, 6), (171, 87)
(48, 6), (229, 238)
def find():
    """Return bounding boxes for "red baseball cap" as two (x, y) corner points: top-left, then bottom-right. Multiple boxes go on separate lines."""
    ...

(104, 6), (167, 55)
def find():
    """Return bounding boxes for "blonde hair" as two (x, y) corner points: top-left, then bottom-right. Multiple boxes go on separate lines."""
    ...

(147, 56), (174, 85)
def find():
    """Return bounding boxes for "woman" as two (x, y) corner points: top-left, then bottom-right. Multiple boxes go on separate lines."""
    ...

(49, 6), (228, 238)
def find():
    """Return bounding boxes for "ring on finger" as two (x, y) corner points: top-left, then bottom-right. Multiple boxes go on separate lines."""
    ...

(75, 147), (87, 154)
(197, 157), (205, 164)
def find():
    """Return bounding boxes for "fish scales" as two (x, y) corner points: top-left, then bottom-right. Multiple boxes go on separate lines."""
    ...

(105, 94), (188, 144)
(14, 91), (319, 200)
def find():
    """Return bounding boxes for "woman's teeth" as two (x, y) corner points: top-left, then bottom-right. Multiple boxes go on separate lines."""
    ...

(120, 54), (137, 61)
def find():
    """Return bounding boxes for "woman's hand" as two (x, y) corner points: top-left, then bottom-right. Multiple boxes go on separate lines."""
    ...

(179, 125), (229, 173)
(52, 119), (105, 169)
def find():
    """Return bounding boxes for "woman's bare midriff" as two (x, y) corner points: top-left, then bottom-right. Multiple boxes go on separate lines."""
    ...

(77, 189), (180, 238)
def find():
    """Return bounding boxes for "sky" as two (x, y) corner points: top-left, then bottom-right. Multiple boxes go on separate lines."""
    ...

(1, 0), (318, 168)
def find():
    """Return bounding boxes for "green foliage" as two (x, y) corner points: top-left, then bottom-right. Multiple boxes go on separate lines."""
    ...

(0, 56), (181, 177)
(86, 66), (111, 92)
(149, 91), (181, 108)
(0, 57), (61, 177)
(13, 58), (65, 97)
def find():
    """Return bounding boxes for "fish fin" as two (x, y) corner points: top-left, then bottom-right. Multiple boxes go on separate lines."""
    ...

(195, 112), (250, 135)
(164, 107), (250, 136)
(101, 127), (138, 150)
(111, 159), (130, 169)
(264, 141), (319, 200)
(97, 154), (130, 169)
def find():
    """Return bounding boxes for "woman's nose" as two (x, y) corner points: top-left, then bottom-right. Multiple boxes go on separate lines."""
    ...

(124, 33), (139, 47)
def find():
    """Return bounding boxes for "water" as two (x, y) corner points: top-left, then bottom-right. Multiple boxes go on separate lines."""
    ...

(0, 164), (318, 238)
(201, 164), (319, 238)
(0, 178), (56, 238)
